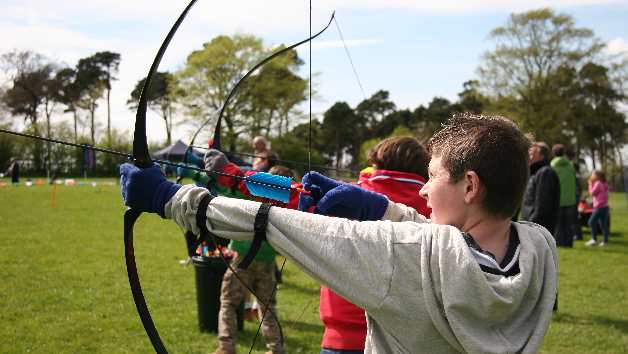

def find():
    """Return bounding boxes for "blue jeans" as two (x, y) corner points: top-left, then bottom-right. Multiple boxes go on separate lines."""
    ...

(588, 206), (609, 243)
(321, 349), (364, 354)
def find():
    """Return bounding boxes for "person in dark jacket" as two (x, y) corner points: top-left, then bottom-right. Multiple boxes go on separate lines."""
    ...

(8, 157), (19, 184)
(521, 142), (560, 235)
(550, 144), (576, 247)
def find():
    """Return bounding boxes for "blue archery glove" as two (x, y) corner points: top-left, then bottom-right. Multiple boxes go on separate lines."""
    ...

(299, 171), (342, 213)
(299, 171), (389, 221)
(120, 162), (182, 219)
(176, 163), (193, 177)
(186, 151), (204, 168)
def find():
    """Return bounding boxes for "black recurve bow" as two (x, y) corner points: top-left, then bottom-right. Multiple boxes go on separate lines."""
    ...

(123, 1), (197, 353)
(123, 1), (335, 352)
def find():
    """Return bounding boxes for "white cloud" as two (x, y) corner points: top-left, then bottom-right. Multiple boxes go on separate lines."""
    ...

(0, 22), (120, 57)
(606, 37), (628, 56)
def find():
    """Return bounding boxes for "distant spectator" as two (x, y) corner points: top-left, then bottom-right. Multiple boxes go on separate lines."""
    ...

(521, 142), (560, 235)
(550, 144), (576, 247)
(241, 151), (280, 173)
(586, 170), (611, 247)
(253, 136), (268, 154)
(8, 157), (19, 184)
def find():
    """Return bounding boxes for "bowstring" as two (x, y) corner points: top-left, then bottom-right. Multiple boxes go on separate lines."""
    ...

(334, 15), (367, 101)
(309, 0), (313, 175)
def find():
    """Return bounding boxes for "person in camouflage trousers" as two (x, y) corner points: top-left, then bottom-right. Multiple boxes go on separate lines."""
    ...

(214, 252), (285, 354)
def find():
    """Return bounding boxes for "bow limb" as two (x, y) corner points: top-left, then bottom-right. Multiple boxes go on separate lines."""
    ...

(124, 1), (198, 353)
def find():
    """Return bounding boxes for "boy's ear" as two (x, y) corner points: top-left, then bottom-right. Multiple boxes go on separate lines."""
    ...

(463, 171), (482, 204)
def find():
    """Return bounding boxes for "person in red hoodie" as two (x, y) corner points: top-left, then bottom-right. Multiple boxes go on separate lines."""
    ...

(319, 136), (431, 354)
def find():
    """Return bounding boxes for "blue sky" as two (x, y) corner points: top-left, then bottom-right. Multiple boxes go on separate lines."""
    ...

(1, 0), (627, 144)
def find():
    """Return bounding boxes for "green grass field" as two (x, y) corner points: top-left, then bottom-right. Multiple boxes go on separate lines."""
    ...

(1, 179), (627, 353)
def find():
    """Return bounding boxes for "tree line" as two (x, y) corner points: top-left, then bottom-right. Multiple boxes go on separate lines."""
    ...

(1, 8), (627, 188)
(298, 8), (628, 187)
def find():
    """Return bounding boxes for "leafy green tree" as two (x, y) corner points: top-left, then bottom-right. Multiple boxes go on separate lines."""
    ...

(320, 101), (366, 170)
(1, 50), (60, 172)
(128, 71), (178, 145)
(453, 80), (486, 114)
(424, 97), (454, 138)
(477, 8), (603, 142)
(76, 56), (106, 144)
(90, 52), (121, 136)
(55, 68), (84, 141)
(244, 49), (308, 138)
(176, 34), (268, 151)
(176, 34), (308, 151)
(1, 50), (56, 134)
(46, 121), (78, 174)
(327, 90), (396, 169)
(376, 109), (418, 138)
(356, 90), (396, 128)
(575, 63), (627, 168)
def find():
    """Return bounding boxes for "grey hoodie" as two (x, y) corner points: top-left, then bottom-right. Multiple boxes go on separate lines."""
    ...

(166, 185), (558, 354)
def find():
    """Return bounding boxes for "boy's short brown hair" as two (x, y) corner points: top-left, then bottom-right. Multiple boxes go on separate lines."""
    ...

(366, 136), (430, 180)
(426, 112), (533, 219)
(257, 151), (280, 168)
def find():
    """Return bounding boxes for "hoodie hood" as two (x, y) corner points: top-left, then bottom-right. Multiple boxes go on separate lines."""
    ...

(551, 156), (572, 167)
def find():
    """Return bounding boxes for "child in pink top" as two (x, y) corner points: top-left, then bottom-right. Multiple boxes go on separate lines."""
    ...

(585, 170), (611, 246)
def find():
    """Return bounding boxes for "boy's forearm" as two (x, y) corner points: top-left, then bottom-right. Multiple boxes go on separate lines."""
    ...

(165, 184), (399, 311)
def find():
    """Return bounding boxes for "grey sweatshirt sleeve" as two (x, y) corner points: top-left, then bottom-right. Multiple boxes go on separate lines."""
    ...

(165, 185), (416, 311)
(381, 200), (431, 223)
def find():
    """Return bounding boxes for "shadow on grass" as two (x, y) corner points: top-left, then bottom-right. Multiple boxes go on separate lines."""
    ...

(552, 312), (628, 334)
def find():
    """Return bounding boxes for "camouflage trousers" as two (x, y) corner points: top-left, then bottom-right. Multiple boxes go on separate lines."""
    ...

(218, 252), (286, 354)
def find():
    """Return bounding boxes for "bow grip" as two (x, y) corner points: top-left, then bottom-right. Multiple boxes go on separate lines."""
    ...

(133, 158), (153, 169)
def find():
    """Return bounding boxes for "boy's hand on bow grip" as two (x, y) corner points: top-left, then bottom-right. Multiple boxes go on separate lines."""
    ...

(120, 162), (181, 219)
(299, 171), (388, 221)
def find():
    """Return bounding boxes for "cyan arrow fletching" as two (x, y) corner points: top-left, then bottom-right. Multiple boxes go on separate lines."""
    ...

(244, 172), (292, 203)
